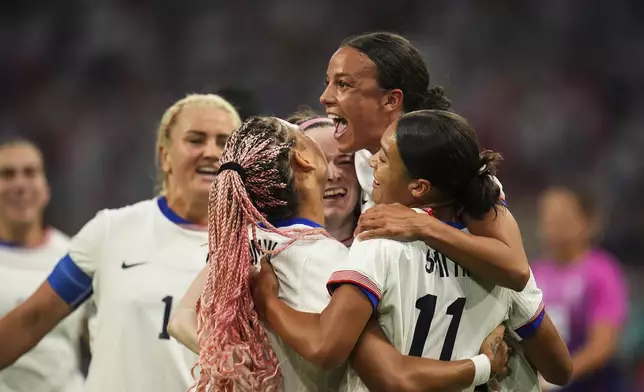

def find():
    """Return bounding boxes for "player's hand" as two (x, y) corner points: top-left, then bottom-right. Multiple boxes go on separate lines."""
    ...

(250, 256), (279, 320)
(355, 203), (430, 242)
(480, 325), (510, 379)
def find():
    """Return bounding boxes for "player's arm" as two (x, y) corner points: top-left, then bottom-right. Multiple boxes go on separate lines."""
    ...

(508, 271), (573, 386)
(349, 318), (506, 392)
(168, 264), (208, 354)
(0, 212), (102, 370)
(518, 312), (572, 386)
(357, 203), (529, 291)
(0, 281), (73, 369)
(252, 240), (389, 370)
(254, 259), (372, 369)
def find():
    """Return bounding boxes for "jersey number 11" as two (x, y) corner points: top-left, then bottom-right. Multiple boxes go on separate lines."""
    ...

(408, 294), (466, 360)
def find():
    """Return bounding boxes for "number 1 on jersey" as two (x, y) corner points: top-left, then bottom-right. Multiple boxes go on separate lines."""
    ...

(408, 294), (466, 360)
(158, 295), (173, 340)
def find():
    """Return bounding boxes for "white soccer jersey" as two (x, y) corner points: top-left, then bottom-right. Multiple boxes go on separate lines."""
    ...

(47, 197), (207, 392)
(354, 149), (506, 213)
(492, 272), (547, 392)
(328, 217), (543, 392)
(0, 229), (85, 392)
(354, 150), (376, 213)
(250, 218), (349, 392)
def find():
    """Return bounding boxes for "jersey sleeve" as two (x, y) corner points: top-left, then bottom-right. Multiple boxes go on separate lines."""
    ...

(326, 239), (391, 312)
(47, 210), (109, 309)
(507, 269), (545, 341)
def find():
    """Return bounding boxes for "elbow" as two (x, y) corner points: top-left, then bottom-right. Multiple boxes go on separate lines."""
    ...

(508, 264), (530, 292)
(308, 343), (349, 371)
(167, 317), (180, 341)
(167, 312), (189, 343)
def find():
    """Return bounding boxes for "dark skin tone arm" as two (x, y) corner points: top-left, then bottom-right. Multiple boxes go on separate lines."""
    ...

(0, 281), (72, 369)
(519, 312), (573, 386)
(350, 318), (509, 392)
(252, 257), (373, 370)
(356, 204), (530, 291)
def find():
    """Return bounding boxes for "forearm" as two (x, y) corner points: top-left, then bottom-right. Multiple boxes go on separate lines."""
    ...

(263, 285), (372, 370)
(0, 283), (71, 369)
(350, 318), (475, 392)
(169, 265), (209, 354)
(353, 348), (475, 392)
(168, 308), (200, 354)
(520, 313), (573, 386)
(419, 221), (528, 291)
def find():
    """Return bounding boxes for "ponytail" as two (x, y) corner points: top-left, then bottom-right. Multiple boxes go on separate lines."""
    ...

(196, 117), (328, 392)
(421, 86), (452, 111)
(457, 150), (504, 220)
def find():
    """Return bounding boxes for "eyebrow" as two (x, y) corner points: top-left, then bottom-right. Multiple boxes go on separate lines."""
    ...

(380, 143), (388, 158)
(334, 72), (359, 80)
(185, 130), (207, 135)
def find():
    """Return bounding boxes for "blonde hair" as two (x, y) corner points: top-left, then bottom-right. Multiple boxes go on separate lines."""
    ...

(155, 94), (242, 195)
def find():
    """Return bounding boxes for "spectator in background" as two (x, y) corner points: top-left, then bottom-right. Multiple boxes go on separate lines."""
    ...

(533, 185), (628, 392)
(0, 137), (85, 392)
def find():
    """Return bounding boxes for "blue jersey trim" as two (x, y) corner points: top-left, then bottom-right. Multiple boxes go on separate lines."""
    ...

(443, 220), (467, 230)
(271, 217), (323, 229)
(47, 254), (93, 309)
(259, 217), (324, 229)
(515, 308), (546, 340)
(0, 239), (21, 248)
(327, 282), (380, 313)
(157, 196), (193, 225)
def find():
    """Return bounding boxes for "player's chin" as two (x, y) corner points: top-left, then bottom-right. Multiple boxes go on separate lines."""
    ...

(336, 129), (358, 154)
(323, 206), (353, 222)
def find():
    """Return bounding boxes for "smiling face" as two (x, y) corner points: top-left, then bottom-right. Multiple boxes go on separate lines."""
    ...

(305, 124), (360, 227)
(0, 142), (50, 229)
(159, 105), (237, 202)
(369, 122), (417, 206)
(320, 47), (395, 154)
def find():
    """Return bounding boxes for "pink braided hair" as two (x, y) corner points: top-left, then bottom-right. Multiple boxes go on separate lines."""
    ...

(195, 117), (327, 391)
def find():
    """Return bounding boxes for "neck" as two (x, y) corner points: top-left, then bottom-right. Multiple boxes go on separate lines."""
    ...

(366, 111), (403, 154)
(165, 192), (208, 226)
(294, 193), (325, 228)
(549, 242), (591, 265)
(0, 220), (46, 247)
(325, 215), (357, 242)
(420, 203), (458, 222)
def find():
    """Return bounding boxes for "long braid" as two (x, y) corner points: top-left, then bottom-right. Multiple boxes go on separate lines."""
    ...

(196, 117), (327, 391)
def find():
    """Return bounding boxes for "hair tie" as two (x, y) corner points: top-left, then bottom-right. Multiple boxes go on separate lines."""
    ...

(298, 117), (333, 131)
(478, 164), (488, 175)
(218, 162), (246, 182)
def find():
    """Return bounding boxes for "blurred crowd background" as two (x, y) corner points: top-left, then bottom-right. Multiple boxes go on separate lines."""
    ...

(1, 0), (643, 389)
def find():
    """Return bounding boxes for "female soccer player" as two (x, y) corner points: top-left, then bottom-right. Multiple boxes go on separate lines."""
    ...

(288, 109), (360, 246)
(169, 115), (511, 392)
(533, 186), (627, 392)
(0, 94), (241, 392)
(320, 32), (530, 291)
(0, 138), (85, 392)
(253, 110), (572, 392)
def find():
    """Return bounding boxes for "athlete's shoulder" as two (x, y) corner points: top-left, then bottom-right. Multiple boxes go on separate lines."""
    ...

(46, 227), (71, 250)
(351, 237), (409, 255)
(97, 198), (158, 224)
